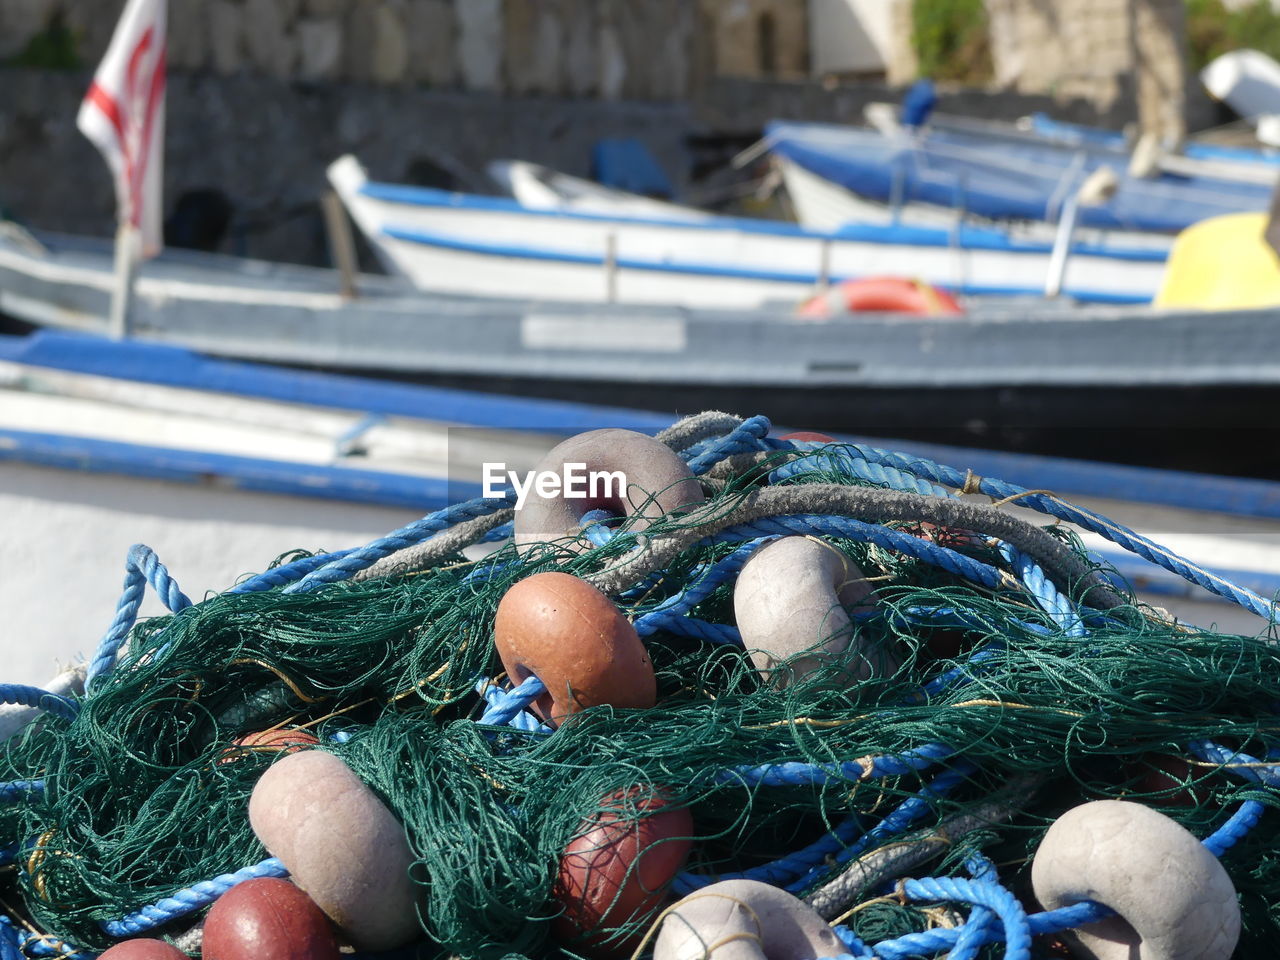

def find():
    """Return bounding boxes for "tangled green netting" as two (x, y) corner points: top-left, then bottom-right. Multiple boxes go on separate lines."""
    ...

(2, 444), (1279, 959)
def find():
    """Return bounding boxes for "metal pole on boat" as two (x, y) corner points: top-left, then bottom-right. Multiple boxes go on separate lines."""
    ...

(604, 232), (618, 303)
(107, 223), (139, 340)
(1044, 167), (1120, 298)
(817, 238), (832, 291)
(321, 190), (360, 300)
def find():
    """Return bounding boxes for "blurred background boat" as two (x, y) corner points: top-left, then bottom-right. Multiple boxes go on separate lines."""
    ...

(329, 155), (1166, 307)
(3, 218), (1279, 478)
(762, 118), (1273, 237)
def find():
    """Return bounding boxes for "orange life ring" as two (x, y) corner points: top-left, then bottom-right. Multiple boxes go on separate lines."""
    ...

(797, 276), (964, 318)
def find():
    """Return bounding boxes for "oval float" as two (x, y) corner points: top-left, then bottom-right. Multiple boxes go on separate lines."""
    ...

(97, 941), (188, 960)
(494, 572), (656, 724)
(733, 537), (887, 685)
(1031, 799), (1240, 960)
(513, 429), (704, 551)
(248, 750), (419, 951)
(653, 879), (842, 960)
(554, 788), (693, 957)
(202, 877), (340, 960)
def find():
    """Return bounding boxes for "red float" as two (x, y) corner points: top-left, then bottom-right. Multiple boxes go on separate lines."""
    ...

(218, 728), (320, 765)
(778, 431), (836, 443)
(234, 728), (320, 752)
(98, 940), (188, 960)
(202, 877), (341, 960)
(796, 276), (964, 318)
(554, 788), (693, 956)
(494, 573), (656, 725)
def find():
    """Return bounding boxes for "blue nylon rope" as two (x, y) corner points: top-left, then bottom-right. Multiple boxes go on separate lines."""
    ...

(476, 676), (550, 732)
(947, 853), (1000, 960)
(0, 917), (28, 960)
(284, 493), (518, 594)
(0, 685), (78, 723)
(0, 780), (44, 804)
(86, 544), (193, 690)
(101, 857), (289, 937)
(229, 549), (353, 594)
(683, 416), (772, 474)
(633, 538), (778, 638)
(778, 447), (1278, 619)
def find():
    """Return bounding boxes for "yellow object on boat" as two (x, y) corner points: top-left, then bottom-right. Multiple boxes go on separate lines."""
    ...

(1154, 212), (1280, 310)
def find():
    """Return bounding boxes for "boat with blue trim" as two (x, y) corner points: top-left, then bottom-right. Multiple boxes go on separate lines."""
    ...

(2, 221), (1279, 478)
(765, 120), (1273, 237)
(327, 156), (1167, 307)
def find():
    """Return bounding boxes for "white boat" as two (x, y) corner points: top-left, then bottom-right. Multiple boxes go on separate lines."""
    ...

(4, 222), (1279, 478)
(488, 159), (708, 221)
(0, 329), (671, 685)
(764, 120), (1271, 240)
(1201, 49), (1280, 146)
(328, 156), (1168, 307)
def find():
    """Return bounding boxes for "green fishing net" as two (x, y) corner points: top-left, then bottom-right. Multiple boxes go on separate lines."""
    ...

(1, 440), (1277, 960)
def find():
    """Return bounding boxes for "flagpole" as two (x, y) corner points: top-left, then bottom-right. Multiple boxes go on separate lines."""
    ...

(108, 221), (139, 340)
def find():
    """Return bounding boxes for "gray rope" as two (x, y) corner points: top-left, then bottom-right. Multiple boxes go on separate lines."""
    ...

(352, 509), (515, 582)
(588, 485), (1124, 609)
(172, 923), (202, 954)
(804, 780), (1036, 919)
(656, 411), (744, 452)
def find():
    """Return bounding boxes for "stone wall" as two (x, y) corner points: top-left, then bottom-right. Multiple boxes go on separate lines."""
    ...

(5, 0), (811, 98)
(0, 69), (694, 264)
(982, 0), (1192, 139)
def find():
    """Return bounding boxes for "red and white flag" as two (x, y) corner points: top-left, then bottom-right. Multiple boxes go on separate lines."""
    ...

(77, 0), (167, 258)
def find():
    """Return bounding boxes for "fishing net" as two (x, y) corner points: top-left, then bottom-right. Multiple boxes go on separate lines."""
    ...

(1, 412), (1277, 959)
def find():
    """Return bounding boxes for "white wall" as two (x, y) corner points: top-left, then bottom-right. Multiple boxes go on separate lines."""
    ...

(0, 463), (422, 686)
(809, 0), (896, 75)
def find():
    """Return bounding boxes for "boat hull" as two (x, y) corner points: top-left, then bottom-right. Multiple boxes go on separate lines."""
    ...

(2, 230), (1277, 478)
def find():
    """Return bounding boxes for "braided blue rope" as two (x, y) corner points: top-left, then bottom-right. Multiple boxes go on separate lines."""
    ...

(283, 493), (517, 594)
(15, 929), (91, 960)
(780, 447), (1278, 619)
(946, 853), (1000, 960)
(654, 617), (742, 645)
(683, 416), (772, 475)
(997, 542), (1084, 637)
(706, 516), (1003, 590)
(229, 549), (353, 594)
(0, 916), (22, 960)
(101, 857), (289, 936)
(710, 742), (955, 788)
(774, 446), (953, 498)
(0, 685), (78, 723)
(0, 780), (43, 803)
(476, 676), (549, 732)
(831, 924), (876, 959)
(870, 899), (1110, 959)
(900, 876), (1031, 960)
(87, 544), (193, 689)
(633, 539), (778, 638)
